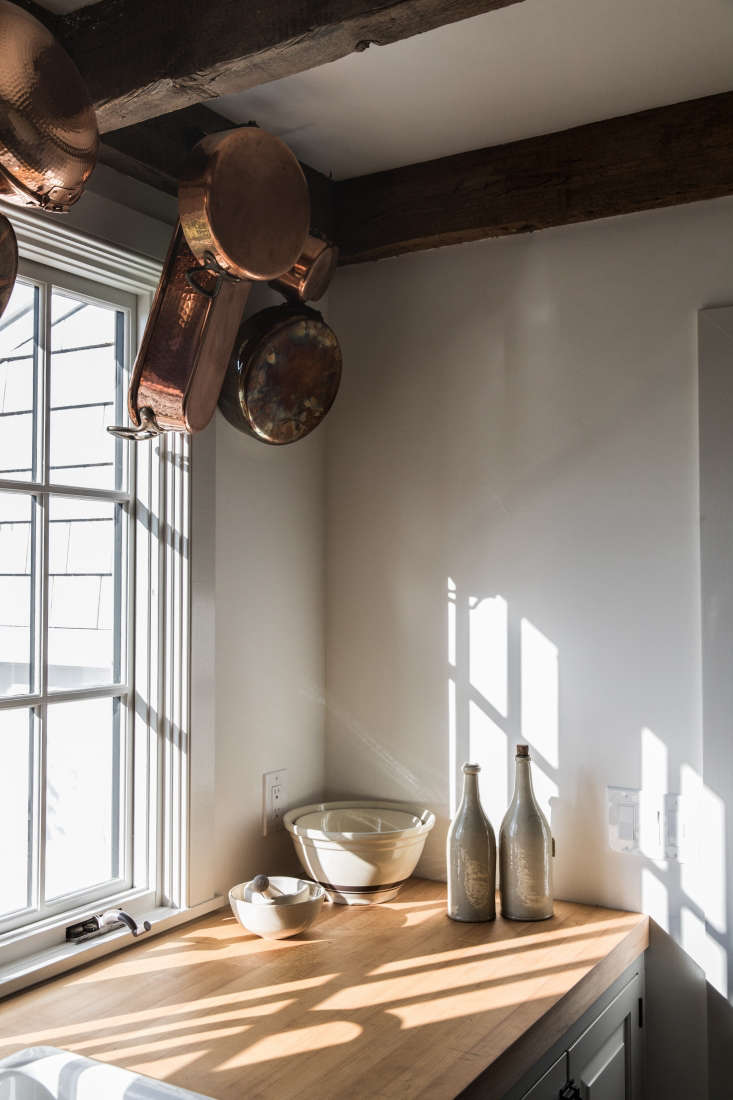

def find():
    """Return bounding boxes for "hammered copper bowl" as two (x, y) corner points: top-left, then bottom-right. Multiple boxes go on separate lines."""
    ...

(0, 0), (98, 211)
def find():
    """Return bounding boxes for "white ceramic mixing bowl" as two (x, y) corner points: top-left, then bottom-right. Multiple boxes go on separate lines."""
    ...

(283, 801), (435, 904)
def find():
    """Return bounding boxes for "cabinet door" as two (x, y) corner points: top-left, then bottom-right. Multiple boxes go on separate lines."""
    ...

(567, 973), (643, 1100)
(519, 1053), (568, 1100)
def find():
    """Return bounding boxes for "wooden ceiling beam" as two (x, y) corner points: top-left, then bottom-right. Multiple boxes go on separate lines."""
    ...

(335, 90), (733, 264)
(56, 0), (527, 134)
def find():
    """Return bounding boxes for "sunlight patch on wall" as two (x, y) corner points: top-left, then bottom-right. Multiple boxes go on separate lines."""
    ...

(469, 595), (507, 717)
(680, 763), (726, 938)
(448, 678), (457, 817)
(469, 700), (507, 830)
(521, 618), (558, 769)
(447, 577), (456, 667)
(640, 727), (667, 861)
(681, 905), (728, 997)
(642, 866), (669, 933)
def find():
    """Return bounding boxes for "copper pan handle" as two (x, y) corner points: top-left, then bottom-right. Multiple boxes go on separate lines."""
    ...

(107, 406), (161, 442)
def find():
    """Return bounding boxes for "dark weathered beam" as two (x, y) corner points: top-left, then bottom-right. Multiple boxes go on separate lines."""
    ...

(336, 90), (733, 264)
(102, 107), (336, 239)
(56, 0), (526, 133)
(101, 106), (232, 195)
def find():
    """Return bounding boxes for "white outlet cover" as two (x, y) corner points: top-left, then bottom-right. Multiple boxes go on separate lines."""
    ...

(262, 769), (288, 837)
(607, 786), (640, 853)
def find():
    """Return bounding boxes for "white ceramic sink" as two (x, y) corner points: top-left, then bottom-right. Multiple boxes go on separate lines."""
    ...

(0, 1048), (213, 1100)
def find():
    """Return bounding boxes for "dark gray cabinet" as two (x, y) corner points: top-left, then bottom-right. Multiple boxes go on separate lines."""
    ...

(518, 1053), (567, 1099)
(566, 973), (643, 1099)
(459, 957), (645, 1100)
(516, 971), (643, 1100)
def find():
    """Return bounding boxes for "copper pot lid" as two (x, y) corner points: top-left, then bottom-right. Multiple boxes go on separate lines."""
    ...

(178, 128), (310, 282)
(221, 306), (342, 445)
(270, 235), (338, 303)
(0, 213), (17, 320)
(0, 1), (98, 211)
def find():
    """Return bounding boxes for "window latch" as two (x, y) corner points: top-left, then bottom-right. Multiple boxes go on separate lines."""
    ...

(65, 908), (152, 944)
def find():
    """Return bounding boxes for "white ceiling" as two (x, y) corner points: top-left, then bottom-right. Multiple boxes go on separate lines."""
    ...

(211, 0), (733, 178)
(39, 0), (733, 180)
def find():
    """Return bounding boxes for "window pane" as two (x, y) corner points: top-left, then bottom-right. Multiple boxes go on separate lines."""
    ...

(0, 708), (32, 916)
(0, 280), (39, 482)
(45, 696), (121, 901)
(48, 497), (125, 691)
(49, 289), (127, 491)
(0, 491), (35, 697)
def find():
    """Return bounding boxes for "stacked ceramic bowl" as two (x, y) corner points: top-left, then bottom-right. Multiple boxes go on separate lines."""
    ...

(284, 800), (435, 903)
(229, 875), (325, 939)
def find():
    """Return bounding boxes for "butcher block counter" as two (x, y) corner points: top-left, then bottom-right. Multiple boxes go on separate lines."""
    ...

(0, 880), (648, 1100)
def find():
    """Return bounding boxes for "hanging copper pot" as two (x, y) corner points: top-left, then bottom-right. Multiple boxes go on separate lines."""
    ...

(0, 0), (98, 211)
(218, 304), (342, 446)
(0, 214), (18, 320)
(178, 127), (309, 281)
(108, 222), (252, 439)
(109, 127), (311, 440)
(269, 235), (338, 303)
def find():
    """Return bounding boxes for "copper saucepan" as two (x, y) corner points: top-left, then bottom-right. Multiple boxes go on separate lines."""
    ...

(0, 0), (98, 211)
(218, 304), (342, 446)
(179, 127), (310, 282)
(110, 128), (310, 440)
(269, 235), (338, 303)
(109, 223), (252, 439)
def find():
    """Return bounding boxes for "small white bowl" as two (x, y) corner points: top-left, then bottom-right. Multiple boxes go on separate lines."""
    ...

(243, 875), (311, 905)
(284, 800), (435, 904)
(229, 879), (325, 939)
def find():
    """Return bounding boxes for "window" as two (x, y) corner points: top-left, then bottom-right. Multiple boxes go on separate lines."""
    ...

(0, 210), (191, 979)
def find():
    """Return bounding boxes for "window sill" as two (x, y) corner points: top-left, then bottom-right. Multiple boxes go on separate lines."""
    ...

(0, 895), (224, 1000)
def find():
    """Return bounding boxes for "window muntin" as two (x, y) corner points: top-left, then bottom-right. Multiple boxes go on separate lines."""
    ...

(0, 267), (135, 930)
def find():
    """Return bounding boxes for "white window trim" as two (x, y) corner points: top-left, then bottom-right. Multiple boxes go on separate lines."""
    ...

(0, 203), (222, 999)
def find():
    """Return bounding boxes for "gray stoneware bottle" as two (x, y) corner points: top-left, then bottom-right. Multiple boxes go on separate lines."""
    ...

(446, 763), (496, 922)
(499, 745), (553, 921)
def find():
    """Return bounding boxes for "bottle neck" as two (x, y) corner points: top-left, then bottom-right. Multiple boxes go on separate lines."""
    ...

(513, 756), (535, 802)
(461, 770), (480, 806)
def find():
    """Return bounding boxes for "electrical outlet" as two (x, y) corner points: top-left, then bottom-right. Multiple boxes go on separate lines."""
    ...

(262, 769), (288, 836)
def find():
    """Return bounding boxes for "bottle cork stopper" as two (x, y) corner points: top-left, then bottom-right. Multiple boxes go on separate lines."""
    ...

(462, 762), (481, 774)
(516, 744), (530, 757)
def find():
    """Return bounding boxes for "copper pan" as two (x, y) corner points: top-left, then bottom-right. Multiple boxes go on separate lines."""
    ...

(178, 127), (310, 282)
(0, 0), (98, 212)
(218, 304), (342, 446)
(269, 234), (338, 303)
(0, 214), (18, 320)
(108, 223), (251, 440)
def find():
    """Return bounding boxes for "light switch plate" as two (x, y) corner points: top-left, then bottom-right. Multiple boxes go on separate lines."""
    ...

(664, 792), (690, 862)
(607, 786), (640, 853)
(262, 769), (288, 837)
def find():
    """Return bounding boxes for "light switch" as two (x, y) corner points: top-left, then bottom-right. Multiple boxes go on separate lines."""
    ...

(607, 786), (640, 853)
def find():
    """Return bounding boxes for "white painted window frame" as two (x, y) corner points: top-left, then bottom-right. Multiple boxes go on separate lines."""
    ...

(0, 205), (221, 998)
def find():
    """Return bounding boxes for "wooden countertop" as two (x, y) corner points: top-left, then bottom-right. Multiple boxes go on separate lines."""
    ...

(0, 881), (648, 1100)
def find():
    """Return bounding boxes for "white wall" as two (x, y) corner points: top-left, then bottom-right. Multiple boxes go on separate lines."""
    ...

(204, 283), (327, 896)
(325, 197), (733, 974)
